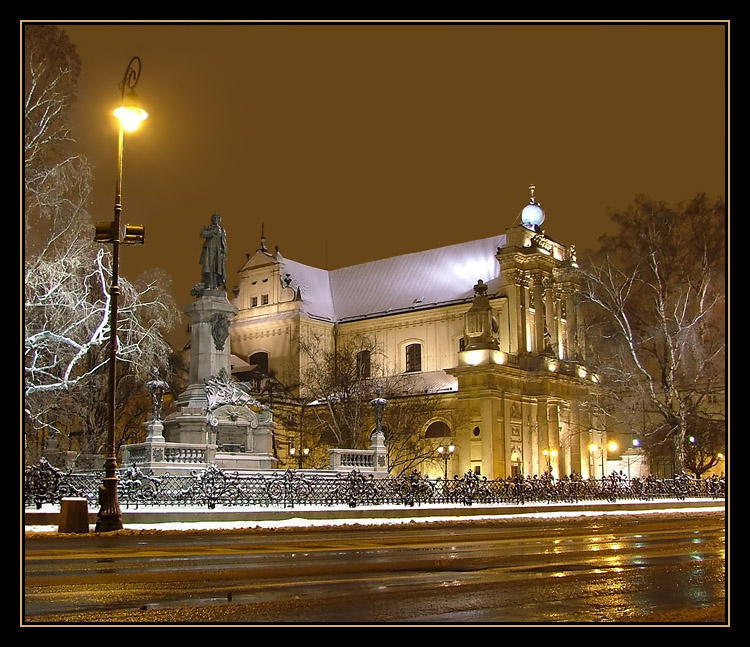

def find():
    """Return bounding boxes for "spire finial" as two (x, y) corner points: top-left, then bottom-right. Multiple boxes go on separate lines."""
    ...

(260, 222), (267, 252)
(529, 184), (536, 204)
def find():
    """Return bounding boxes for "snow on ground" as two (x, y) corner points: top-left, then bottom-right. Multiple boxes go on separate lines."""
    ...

(24, 500), (725, 534)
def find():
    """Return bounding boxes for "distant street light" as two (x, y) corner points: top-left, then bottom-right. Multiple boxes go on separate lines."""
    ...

(95, 57), (148, 533)
(437, 444), (455, 480)
(542, 446), (558, 474)
(589, 441), (618, 479)
(290, 446), (309, 469)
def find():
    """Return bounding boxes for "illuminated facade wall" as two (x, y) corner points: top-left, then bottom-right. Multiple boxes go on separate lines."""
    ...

(229, 209), (606, 479)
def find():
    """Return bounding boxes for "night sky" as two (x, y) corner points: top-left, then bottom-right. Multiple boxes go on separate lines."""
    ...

(51, 21), (726, 344)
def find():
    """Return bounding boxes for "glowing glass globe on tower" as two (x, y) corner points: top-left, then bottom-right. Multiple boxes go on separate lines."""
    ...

(520, 184), (545, 230)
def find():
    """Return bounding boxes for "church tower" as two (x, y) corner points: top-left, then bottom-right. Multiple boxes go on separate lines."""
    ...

(448, 186), (599, 480)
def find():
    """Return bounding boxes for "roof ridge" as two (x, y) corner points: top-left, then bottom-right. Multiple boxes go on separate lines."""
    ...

(329, 233), (505, 275)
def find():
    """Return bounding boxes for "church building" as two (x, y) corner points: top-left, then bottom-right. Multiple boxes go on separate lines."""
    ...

(228, 188), (608, 480)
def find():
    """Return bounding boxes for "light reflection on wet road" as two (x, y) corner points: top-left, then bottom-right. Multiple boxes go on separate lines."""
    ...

(23, 510), (726, 624)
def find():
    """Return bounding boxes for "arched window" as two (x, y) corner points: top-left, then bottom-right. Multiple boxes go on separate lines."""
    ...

(356, 350), (371, 378)
(405, 343), (422, 373)
(249, 351), (269, 375)
(425, 420), (451, 438)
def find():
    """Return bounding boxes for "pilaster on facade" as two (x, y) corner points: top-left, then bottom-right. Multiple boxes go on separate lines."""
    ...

(530, 273), (546, 354)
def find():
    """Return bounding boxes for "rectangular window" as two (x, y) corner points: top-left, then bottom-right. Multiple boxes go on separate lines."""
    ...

(356, 350), (371, 378)
(261, 294), (269, 305)
(405, 343), (422, 373)
(251, 296), (258, 307)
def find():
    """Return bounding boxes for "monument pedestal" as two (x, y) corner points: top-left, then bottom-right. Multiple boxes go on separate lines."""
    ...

(163, 289), (236, 446)
(186, 290), (236, 387)
(124, 283), (277, 474)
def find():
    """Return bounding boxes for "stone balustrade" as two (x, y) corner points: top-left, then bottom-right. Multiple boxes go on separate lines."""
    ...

(121, 441), (216, 474)
(330, 449), (376, 469)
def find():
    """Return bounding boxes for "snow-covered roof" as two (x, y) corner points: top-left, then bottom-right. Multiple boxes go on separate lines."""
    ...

(277, 234), (505, 322)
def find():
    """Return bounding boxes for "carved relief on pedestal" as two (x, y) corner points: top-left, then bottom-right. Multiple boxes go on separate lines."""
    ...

(210, 313), (230, 351)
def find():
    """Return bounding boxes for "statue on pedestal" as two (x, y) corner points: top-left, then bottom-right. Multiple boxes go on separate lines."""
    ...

(371, 388), (388, 437)
(194, 213), (227, 295)
(145, 366), (170, 422)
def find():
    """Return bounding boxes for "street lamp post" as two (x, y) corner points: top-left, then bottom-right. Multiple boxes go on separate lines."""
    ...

(589, 443), (601, 479)
(290, 446), (309, 469)
(94, 57), (148, 533)
(607, 441), (618, 476)
(588, 441), (617, 479)
(437, 444), (455, 480)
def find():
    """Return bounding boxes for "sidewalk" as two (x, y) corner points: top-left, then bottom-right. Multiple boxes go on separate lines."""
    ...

(24, 498), (725, 533)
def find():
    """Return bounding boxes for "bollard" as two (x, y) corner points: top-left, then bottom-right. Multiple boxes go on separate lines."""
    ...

(58, 497), (90, 533)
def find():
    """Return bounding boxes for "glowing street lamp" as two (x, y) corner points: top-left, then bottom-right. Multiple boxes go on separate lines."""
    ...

(437, 444), (455, 480)
(589, 441), (617, 479)
(542, 447), (558, 473)
(94, 57), (148, 533)
(290, 446), (309, 469)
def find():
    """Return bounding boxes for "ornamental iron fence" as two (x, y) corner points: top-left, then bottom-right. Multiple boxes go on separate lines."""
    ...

(24, 458), (726, 512)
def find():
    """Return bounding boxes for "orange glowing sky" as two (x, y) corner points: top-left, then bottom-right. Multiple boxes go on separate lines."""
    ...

(38, 21), (727, 343)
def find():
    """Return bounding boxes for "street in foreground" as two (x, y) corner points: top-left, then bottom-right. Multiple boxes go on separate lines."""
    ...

(23, 509), (726, 625)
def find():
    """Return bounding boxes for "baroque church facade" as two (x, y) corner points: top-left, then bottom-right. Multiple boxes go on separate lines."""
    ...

(228, 188), (609, 480)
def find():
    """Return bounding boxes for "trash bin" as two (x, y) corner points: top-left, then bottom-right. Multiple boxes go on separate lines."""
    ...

(58, 497), (90, 533)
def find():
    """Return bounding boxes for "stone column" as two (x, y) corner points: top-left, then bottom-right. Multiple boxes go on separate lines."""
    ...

(572, 285), (586, 361)
(536, 396), (550, 475)
(563, 287), (577, 360)
(513, 272), (529, 355)
(532, 275), (545, 354)
(554, 289), (564, 359)
(578, 409), (594, 479)
(544, 277), (559, 356)
(548, 402), (561, 477)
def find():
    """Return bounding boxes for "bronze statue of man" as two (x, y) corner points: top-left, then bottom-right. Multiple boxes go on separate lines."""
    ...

(199, 213), (227, 290)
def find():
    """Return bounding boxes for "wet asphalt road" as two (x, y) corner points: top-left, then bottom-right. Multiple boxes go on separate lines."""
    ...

(23, 510), (726, 625)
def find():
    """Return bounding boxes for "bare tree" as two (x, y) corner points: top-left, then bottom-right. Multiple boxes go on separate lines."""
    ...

(580, 194), (726, 473)
(297, 329), (447, 473)
(24, 25), (91, 261)
(23, 26), (181, 461)
(682, 415), (725, 478)
(299, 330), (384, 449)
(380, 390), (453, 478)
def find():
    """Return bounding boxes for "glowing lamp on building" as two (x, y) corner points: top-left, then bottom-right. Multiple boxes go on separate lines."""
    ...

(520, 184), (545, 230)
(461, 349), (507, 366)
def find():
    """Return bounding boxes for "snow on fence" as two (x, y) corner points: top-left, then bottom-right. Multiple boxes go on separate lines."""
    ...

(24, 458), (726, 511)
